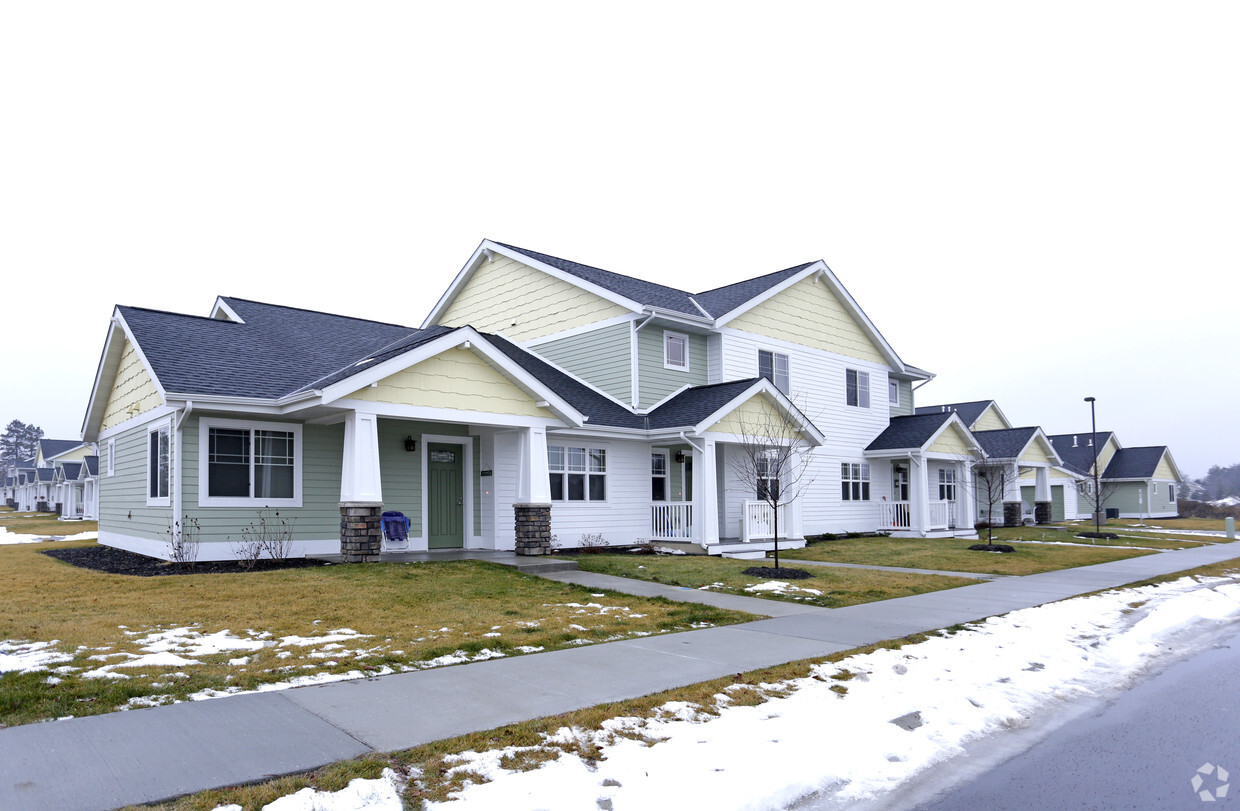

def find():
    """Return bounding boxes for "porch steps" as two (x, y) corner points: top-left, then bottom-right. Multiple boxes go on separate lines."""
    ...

(493, 557), (580, 575)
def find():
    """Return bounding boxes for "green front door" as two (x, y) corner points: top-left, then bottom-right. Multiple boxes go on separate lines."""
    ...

(1051, 485), (1066, 521)
(428, 443), (464, 549)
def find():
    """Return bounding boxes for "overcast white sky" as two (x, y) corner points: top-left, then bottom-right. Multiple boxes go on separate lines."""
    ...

(3, 2), (1236, 478)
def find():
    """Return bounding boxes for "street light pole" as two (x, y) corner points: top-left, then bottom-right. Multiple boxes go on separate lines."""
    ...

(1085, 396), (1100, 534)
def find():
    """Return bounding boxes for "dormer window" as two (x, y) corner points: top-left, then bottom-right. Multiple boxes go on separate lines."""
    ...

(664, 331), (689, 371)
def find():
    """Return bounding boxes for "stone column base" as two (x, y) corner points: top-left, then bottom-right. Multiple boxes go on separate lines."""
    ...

(1003, 501), (1022, 527)
(340, 501), (383, 562)
(1034, 501), (1052, 524)
(514, 503), (552, 556)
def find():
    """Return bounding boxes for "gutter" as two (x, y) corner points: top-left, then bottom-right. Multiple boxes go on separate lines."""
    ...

(173, 400), (193, 537)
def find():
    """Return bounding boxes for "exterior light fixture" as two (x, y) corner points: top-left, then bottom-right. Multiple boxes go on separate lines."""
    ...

(404, 436), (418, 452)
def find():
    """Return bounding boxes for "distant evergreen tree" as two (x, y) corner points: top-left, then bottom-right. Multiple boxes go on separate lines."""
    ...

(0, 420), (44, 468)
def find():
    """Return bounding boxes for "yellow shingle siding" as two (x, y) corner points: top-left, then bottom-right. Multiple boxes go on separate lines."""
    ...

(100, 339), (162, 431)
(439, 255), (630, 342)
(727, 275), (887, 364)
(972, 406), (1009, 431)
(928, 424), (973, 455)
(707, 394), (802, 440)
(348, 348), (555, 419)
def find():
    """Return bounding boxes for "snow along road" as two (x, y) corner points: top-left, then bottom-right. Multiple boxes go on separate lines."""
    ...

(207, 573), (1240, 811)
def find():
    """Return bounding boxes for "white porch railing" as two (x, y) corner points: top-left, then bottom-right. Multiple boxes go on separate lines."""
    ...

(879, 500), (958, 531)
(650, 503), (694, 540)
(878, 501), (912, 529)
(741, 501), (787, 541)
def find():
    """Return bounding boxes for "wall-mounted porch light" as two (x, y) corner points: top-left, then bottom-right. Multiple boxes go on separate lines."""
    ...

(404, 436), (418, 452)
(674, 451), (686, 464)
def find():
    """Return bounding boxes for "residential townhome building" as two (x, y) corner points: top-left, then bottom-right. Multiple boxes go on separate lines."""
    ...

(81, 239), (980, 563)
(1048, 432), (1183, 519)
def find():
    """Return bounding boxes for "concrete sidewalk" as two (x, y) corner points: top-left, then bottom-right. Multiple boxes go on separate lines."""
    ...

(5, 542), (1240, 811)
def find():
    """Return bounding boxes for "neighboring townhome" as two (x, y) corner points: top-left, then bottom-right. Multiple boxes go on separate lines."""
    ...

(81, 239), (946, 562)
(969, 427), (1065, 526)
(914, 399), (1013, 432)
(1048, 430), (1124, 520)
(1098, 446), (1183, 519)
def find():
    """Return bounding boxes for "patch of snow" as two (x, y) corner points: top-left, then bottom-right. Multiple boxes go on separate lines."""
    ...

(0, 640), (73, 673)
(279, 628), (371, 647)
(242, 768), (405, 811)
(744, 581), (823, 597)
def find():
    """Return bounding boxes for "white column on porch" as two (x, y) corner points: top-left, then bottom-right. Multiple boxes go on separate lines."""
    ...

(694, 439), (719, 544)
(787, 446), (805, 539)
(516, 426), (551, 504)
(959, 460), (976, 530)
(909, 454), (931, 537)
(340, 412), (383, 503)
(1035, 466), (1051, 501)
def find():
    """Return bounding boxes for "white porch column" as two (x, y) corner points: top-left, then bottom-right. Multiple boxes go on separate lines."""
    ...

(340, 412), (383, 503)
(787, 446), (805, 539)
(959, 460), (976, 530)
(694, 440), (720, 544)
(909, 455), (931, 537)
(516, 427), (551, 504)
(1035, 466), (1051, 501)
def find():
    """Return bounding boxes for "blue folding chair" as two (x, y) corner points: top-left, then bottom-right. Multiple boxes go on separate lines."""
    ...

(381, 511), (410, 551)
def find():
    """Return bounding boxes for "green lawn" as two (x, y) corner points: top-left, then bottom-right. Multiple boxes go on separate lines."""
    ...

(0, 510), (95, 537)
(782, 535), (1153, 576)
(568, 552), (979, 608)
(0, 540), (751, 727)
(984, 525), (1210, 550)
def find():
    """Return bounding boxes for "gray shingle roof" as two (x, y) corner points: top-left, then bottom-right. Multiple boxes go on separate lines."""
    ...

(1102, 446), (1171, 479)
(59, 462), (82, 480)
(496, 243), (815, 319)
(39, 439), (85, 460)
(915, 401), (995, 428)
(83, 456), (99, 477)
(35, 468), (55, 482)
(972, 427), (1039, 460)
(1047, 432), (1114, 476)
(646, 379), (768, 430)
(866, 412), (954, 451)
(119, 299), (417, 399)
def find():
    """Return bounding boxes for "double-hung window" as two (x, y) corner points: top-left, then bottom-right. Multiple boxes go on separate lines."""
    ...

(548, 446), (606, 502)
(664, 331), (689, 371)
(888, 378), (900, 407)
(651, 451), (668, 501)
(938, 469), (957, 501)
(758, 350), (789, 395)
(841, 462), (870, 501)
(199, 419), (302, 507)
(846, 369), (870, 408)
(147, 422), (170, 506)
(1168, 484), (1175, 501)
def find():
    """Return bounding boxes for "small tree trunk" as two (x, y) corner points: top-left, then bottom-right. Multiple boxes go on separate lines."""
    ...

(772, 505), (780, 569)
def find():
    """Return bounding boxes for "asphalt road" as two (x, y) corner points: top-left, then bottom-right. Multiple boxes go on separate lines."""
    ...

(900, 622), (1240, 810)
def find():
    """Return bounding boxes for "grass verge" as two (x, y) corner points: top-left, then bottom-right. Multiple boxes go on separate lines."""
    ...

(568, 552), (978, 608)
(0, 541), (751, 727)
(783, 535), (1152, 576)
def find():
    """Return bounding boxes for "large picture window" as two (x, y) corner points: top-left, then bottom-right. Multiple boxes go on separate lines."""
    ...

(199, 419), (302, 507)
(548, 445), (606, 502)
(841, 462), (870, 501)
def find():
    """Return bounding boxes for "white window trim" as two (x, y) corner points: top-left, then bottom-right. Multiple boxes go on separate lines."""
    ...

(146, 420), (171, 507)
(889, 378), (900, 407)
(651, 449), (669, 502)
(841, 462), (871, 501)
(197, 417), (303, 508)
(846, 369), (871, 409)
(107, 439), (115, 477)
(758, 348), (790, 395)
(663, 331), (690, 371)
(548, 444), (608, 503)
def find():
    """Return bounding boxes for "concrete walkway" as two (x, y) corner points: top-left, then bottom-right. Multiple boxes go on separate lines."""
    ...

(5, 542), (1240, 811)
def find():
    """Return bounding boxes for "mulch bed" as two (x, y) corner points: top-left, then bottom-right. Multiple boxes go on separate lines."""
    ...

(741, 566), (814, 579)
(41, 546), (329, 577)
(1076, 532), (1122, 540)
(968, 543), (1016, 553)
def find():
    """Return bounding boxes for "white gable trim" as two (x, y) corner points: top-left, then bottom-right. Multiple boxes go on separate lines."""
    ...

(81, 310), (168, 442)
(713, 262), (908, 374)
(209, 298), (245, 323)
(422, 239), (644, 329)
(691, 379), (825, 446)
(315, 328), (585, 428)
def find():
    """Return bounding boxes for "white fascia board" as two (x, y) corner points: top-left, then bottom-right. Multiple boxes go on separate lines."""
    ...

(548, 426), (653, 441)
(1051, 466), (1087, 480)
(1018, 429), (1064, 467)
(208, 298), (245, 323)
(638, 383), (693, 415)
(1160, 449), (1185, 483)
(690, 379), (825, 446)
(713, 261), (908, 374)
(162, 394), (289, 415)
(315, 328), (585, 427)
(640, 306), (713, 328)
(46, 444), (89, 463)
(421, 239), (644, 329)
(507, 346), (634, 413)
(96, 405), (179, 441)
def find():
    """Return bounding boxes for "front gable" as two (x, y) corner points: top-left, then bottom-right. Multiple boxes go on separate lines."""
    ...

(100, 336), (164, 432)
(1095, 435), (1120, 475)
(346, 347), (558, 420)
(1152, 452), (1180, 482)
(435, 251), (632, 343)
(705, 392), (803, 440)
(972, 404), (1010, 431)
(927, 422), (975, 456)
(723, 273), (888, 365)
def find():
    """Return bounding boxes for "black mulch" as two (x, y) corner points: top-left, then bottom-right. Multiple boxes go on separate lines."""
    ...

(742, 566), (814, 579)
(41, 546), (330, 577)
(1076, 532), (1122, 540)
(968, 543), (1016, 553)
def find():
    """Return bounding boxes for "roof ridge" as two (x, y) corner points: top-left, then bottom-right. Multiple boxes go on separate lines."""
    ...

(221, 297), (414, 330)
(494, 242), (696, 299)
(692, 262), (815, 296)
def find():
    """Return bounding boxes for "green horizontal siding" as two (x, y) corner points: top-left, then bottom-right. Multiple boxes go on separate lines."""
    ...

(638, 328), (706, 407)
(532, 323), (633, 403)
(99, 419), (172, 543)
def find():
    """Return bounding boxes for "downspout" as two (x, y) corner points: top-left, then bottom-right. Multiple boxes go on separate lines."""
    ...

(173, 401), (193, 537)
